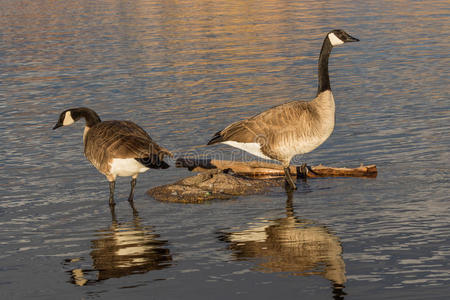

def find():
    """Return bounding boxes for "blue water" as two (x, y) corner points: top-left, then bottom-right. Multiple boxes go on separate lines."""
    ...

(1, 0), (449, 299)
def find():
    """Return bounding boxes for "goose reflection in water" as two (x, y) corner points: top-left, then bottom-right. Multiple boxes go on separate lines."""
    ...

(218, 192), (346, 299)
(68, 206), (172, 286)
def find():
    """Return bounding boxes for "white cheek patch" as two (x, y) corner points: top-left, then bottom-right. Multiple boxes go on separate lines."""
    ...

(328, 32), (344, 46)
(63, 111), (75, 126)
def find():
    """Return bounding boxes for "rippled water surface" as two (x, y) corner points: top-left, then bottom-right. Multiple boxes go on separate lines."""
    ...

(1, 0), (449, 299)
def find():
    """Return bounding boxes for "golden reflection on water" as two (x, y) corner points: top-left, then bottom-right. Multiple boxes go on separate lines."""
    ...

(67, 207), (172, 286)
(219, 192), (346, 298)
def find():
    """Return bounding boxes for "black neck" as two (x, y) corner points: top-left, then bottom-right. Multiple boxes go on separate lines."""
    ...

(317, 37), (333, 95)
(72, 107), (101, 127)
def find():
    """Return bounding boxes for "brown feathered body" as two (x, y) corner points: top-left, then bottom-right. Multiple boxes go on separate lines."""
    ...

(83, 120), (172, 181)
(209, 91), (335, 166)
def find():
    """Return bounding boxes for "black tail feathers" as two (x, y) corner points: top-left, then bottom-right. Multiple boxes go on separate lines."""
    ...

(136, 155), (170, 169)
(207, 131), (224, 145)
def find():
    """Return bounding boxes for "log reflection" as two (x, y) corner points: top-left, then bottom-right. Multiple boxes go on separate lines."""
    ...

(69, 207), (172, 285)
(218, 192), (346, 299)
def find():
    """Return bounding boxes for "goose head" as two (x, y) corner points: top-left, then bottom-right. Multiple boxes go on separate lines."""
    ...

(53, 107), (101, 130)
(53, 109), (80, 129)
(327, 29), (359, 46)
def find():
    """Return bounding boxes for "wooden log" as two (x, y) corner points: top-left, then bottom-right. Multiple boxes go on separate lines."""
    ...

(176, 158), (377, 178)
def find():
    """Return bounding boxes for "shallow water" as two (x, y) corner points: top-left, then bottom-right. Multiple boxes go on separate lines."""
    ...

(1, 0), (449, 299)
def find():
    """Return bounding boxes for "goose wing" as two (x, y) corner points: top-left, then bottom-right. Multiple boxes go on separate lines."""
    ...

(208, 101), (317, 144)
(85, 121), (172, 170)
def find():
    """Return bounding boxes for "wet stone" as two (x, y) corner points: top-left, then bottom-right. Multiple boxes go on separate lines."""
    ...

(147, 170), (281, 203)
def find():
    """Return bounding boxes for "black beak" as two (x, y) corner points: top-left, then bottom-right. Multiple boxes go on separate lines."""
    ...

(53, 123), (62, 130)
(345, 34), (359, 42)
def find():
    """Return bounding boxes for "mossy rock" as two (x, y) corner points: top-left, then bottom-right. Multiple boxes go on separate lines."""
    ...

(147, 170), (281, 203)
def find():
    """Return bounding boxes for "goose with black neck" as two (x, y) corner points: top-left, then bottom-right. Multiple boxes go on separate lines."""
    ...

(207, 29), (359, 190)
(53, 107), (173, 207)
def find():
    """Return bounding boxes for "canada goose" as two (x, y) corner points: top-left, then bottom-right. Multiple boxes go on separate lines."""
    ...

(53, 107), (172, 206)
(207, 29), (359, 189)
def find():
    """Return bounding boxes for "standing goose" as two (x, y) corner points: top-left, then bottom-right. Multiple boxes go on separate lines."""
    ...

(207, 29), (359, 189)
(53, 107), (172, 206)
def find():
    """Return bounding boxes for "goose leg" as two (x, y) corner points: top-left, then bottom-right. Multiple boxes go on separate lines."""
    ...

(128, 200), (138, 216)
(284, 167), (297, 190)
(109, 204), (117, 222)
(128, 198), (139, 217)
(109, 181), (116, 207)
(128, 178), (137, 202)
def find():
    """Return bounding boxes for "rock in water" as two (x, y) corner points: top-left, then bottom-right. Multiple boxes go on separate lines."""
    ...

(147, 170), (279, 203)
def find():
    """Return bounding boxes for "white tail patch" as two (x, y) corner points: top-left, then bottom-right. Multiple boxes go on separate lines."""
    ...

(63, 110), (75, 126)
(222, 141), (272, 160)
(328, 32), (344, 46)
(110, 158), (149, 177)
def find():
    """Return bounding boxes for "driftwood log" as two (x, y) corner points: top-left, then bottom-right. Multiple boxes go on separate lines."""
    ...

(176, 158), (377, 178)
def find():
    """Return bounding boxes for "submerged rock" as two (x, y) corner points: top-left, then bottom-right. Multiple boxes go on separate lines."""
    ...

(147, 170), (280, 203)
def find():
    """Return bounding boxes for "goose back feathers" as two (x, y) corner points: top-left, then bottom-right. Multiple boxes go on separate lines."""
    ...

(208, 91), (335, 165)
(84, 120), (171, 178)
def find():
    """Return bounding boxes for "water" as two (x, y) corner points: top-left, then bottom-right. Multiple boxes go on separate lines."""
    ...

(1, 0), (449, 299)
